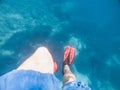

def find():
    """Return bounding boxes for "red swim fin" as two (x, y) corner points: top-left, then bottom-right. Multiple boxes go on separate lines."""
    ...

(63, 46), (75, 65)
(63, 46), (71, 62)
(69, 47), (75, 64)
(54, 61), (58, 72)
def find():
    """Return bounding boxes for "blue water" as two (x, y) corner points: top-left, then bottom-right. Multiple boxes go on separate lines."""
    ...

(0, 0), (120, 90)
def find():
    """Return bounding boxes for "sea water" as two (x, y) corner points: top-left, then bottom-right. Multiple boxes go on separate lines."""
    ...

(0, 0), (120, 90)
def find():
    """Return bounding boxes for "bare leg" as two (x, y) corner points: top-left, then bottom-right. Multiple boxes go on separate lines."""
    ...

(63, 65), (76, 85)
(17, 47), (54, 74)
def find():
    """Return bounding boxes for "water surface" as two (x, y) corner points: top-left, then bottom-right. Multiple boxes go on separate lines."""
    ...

(0, 0), (120, 90)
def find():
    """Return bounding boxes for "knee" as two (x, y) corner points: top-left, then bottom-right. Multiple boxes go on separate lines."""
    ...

(35, 47), (52, 58)
(36, 47), (49, 53)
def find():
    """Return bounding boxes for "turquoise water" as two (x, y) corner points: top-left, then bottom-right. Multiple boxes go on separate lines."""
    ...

(0, 0), (120, 90)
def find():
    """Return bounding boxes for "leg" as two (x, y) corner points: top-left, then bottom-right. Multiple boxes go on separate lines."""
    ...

(62, 46), (76, 85)
(63, 65), (76, 85)
(17, 47), (54, 74)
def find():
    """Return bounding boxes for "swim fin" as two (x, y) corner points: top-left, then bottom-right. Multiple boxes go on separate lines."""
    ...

(54, 61), (58, 72)
(63, 46), (75, 65)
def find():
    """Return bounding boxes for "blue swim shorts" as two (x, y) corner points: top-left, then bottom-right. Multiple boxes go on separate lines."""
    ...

(0, 70), (91, 90)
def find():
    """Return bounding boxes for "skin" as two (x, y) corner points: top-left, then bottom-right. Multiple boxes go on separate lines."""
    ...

(63, 65), (76, 85)
(17, 47), (54, 74)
